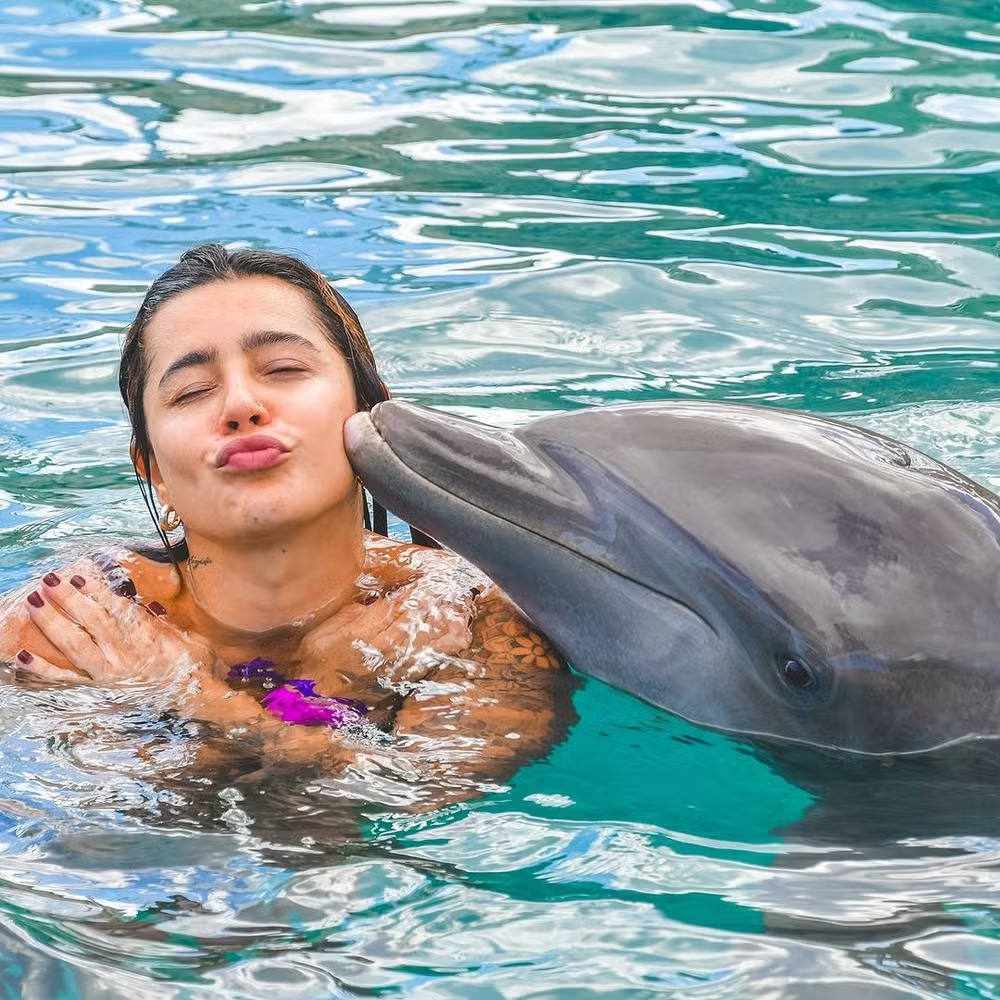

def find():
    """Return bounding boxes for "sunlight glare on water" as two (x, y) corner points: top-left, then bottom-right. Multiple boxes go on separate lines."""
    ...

(0, 0), (999, 995)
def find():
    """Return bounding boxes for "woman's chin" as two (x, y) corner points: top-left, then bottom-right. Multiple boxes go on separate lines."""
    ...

(210, 504), (350, 544)
(184, 482), (360, 547)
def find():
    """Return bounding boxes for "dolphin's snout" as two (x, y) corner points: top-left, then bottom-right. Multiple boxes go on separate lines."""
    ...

(344, 408), (380, 457)
(362, 401), (558, 508)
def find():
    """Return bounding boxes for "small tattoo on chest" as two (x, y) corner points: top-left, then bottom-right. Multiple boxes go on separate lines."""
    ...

(188, 557), (213, 571)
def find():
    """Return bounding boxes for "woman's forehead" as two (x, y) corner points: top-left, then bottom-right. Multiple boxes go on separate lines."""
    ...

(145, 277), (329, 361)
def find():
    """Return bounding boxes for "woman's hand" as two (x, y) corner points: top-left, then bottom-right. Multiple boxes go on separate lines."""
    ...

(14, 571), (355, 771)
(15, 571), (213, 707)
(300, 574), (477, 679)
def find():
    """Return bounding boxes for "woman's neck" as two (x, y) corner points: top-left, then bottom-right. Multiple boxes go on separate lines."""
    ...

(179, 512), (367, 645)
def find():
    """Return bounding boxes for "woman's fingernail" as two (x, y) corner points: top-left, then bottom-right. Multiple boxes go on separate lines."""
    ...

(70, 575), (86, 590)
(26, 592), (43, 609)
(16, 650), (33, 665)
(113, 579), (137, 599)
(42, 573), (60, 588)
(146, 601), (166, 616)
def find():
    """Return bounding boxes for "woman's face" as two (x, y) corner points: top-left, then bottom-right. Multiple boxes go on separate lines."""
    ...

(140, 276), (361, 545)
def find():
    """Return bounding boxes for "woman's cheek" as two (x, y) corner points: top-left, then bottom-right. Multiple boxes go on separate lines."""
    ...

(151, 414), (205, 486)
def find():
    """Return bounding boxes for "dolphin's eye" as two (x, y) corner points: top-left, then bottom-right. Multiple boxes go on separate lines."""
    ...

(780, 658), (815, 691)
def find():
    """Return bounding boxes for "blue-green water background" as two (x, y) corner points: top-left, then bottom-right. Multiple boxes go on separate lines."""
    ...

(0, 0), (999, 995)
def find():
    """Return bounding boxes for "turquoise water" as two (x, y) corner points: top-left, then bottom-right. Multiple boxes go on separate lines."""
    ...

(1, 0), (1000, 994)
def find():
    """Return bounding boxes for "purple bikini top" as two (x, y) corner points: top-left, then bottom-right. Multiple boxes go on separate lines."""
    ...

(228, 658), (368, 729)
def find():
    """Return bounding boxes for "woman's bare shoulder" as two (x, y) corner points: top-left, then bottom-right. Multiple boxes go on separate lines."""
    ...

(363, 532), (485, 585)
(466, 584), (565, 674)
(363, 531), (455, 563)
(114, 548), (183, 603)
(361, 533), (560, 667)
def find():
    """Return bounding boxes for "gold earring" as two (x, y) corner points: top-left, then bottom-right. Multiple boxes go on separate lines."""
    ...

(159, 504), (182, 533)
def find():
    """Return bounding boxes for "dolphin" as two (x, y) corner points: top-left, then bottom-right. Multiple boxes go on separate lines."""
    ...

(345, 400), (1000, 755)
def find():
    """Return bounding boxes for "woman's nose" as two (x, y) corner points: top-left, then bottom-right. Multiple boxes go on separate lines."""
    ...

(220, 386), (270, 433)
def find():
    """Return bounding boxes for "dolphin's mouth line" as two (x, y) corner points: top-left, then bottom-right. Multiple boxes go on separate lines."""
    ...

(363, 411), (719, 640)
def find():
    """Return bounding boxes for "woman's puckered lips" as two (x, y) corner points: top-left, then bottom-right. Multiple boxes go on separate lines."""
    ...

(215, 434), (288, 469)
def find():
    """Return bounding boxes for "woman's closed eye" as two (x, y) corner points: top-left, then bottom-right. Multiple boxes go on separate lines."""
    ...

(171, 382), (215, 405)
(262, 359), (312, 377)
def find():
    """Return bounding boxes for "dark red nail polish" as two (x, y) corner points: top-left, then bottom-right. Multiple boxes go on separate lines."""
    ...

(70, 575), (86, 590)
(26, 592), (43, 609)
(146, 601), (166, 616)
(42, 573), (60, 588)
(16, 650), (33, 665)
(113, 579), (137, 599)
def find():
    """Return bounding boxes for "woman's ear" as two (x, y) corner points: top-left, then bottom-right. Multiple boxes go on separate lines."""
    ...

(130, 444), (166, 503)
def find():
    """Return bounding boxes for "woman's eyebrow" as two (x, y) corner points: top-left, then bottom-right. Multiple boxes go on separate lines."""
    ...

(241, 329), (322, 355)
(158, 347), (217, 390)
(157, 330), (322, 389)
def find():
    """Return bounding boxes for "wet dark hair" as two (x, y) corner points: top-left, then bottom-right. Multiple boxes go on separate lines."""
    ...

(119, 243), (397, 562)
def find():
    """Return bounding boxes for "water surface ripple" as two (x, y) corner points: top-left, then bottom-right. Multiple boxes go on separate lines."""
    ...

(0, 0), (999, 996)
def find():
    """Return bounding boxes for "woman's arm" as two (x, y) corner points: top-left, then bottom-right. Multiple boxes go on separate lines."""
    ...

(9, 569), (571, 796)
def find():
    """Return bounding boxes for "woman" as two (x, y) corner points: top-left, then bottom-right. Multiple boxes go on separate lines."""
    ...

(0, 245), (570, 800)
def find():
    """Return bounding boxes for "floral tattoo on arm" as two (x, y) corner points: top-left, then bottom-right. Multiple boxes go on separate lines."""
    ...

(477, 604), (563, 673)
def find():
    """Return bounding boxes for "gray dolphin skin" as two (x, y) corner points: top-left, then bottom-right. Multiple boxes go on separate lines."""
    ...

(345, 400), (1000, 755)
